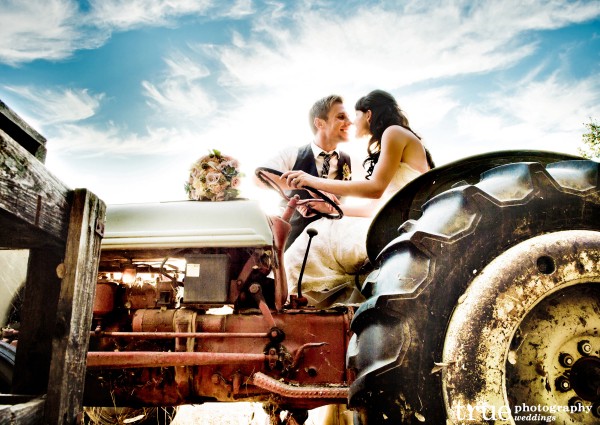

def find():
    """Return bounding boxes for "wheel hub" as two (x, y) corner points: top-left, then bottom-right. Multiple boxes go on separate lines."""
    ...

(570, 356), (600, 402)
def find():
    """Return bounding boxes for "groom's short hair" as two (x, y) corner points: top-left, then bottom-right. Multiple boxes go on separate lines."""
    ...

(309, 94), (344, 134)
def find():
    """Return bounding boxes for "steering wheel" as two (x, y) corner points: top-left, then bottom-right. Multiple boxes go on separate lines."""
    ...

(255, 167), (343, 220)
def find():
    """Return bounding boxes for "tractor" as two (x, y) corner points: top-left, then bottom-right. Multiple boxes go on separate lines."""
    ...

(2, 150), (600, 424)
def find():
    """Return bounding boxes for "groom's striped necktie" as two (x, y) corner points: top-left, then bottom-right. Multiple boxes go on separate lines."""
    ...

(320, 152), (336, 178)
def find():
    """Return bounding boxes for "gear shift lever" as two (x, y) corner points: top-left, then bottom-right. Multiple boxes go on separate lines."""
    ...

(297, 228), (318, 299)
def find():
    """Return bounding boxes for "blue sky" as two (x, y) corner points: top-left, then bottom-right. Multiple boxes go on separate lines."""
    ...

(1, 0), (599, 204)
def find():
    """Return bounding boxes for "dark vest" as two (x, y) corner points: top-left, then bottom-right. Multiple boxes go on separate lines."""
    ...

(285, 144), (352, 249)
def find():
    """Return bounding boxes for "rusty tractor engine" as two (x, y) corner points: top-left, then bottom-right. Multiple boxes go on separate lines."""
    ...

(84, 199), (353, 417)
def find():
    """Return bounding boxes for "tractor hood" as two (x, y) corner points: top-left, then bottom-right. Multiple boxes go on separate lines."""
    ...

(101, 199), (273, 249)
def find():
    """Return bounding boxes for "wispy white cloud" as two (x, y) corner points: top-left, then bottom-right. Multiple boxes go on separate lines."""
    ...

(219, 0), (255, 19)
(142, 51), (217, 119)
(399, 87), (460, 133)
(214, 1), (600, 92)
(0, 0), (245, 66)
(164, 51), (211, 80)
(0, 0), (94, 65)
(142, 79), (217, 119)
(496, 74), (599, 131)
(2, 85), (104, 124)
(448, 72), (600, 160)
(86, 0), (214, 30)
(48, 122), (195, 155)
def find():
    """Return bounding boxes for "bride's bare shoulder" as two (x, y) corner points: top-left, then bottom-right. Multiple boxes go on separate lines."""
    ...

(382, 125), (416, 139)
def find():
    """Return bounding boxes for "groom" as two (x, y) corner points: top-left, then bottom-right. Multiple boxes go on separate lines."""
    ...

(258, 94), (353, 249)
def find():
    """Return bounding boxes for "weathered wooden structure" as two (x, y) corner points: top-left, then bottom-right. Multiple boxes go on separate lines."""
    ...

(1, 99), (106, 424)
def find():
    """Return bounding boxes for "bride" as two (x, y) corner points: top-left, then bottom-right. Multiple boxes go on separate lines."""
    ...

(282, 89), (434, 307)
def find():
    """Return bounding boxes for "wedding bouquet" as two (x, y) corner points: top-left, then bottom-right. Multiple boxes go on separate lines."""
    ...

(185, 149), (242, 201)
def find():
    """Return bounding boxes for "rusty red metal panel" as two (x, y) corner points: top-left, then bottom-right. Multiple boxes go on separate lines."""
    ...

(87, 351), (266, 368)
(92, 281), (117, 317)
(92, 331), (268, 339)
(85, 309), (353, 408)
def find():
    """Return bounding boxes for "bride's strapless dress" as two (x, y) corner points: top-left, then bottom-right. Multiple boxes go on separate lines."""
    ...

(284, 163), (422, 307)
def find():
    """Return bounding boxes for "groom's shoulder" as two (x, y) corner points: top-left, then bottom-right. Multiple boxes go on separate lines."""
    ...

(282, 143), (310, 155)
(338, 149), (352, 162)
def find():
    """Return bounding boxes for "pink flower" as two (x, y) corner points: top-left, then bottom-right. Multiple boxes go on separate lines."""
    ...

(205, 172), (222, 186)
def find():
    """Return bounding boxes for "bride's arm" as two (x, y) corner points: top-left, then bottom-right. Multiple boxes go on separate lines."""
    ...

(283, 128), (408, 198)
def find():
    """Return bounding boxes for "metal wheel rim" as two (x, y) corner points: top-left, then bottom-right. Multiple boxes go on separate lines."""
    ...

(442, 230), (600, 424)
(506, 284), (600, 423)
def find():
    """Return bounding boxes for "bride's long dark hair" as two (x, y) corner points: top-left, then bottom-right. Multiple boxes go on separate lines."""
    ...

(355, 89), (434, 179)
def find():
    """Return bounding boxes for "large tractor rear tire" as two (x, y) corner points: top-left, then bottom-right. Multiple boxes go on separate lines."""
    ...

(347, 160), (600, 423)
